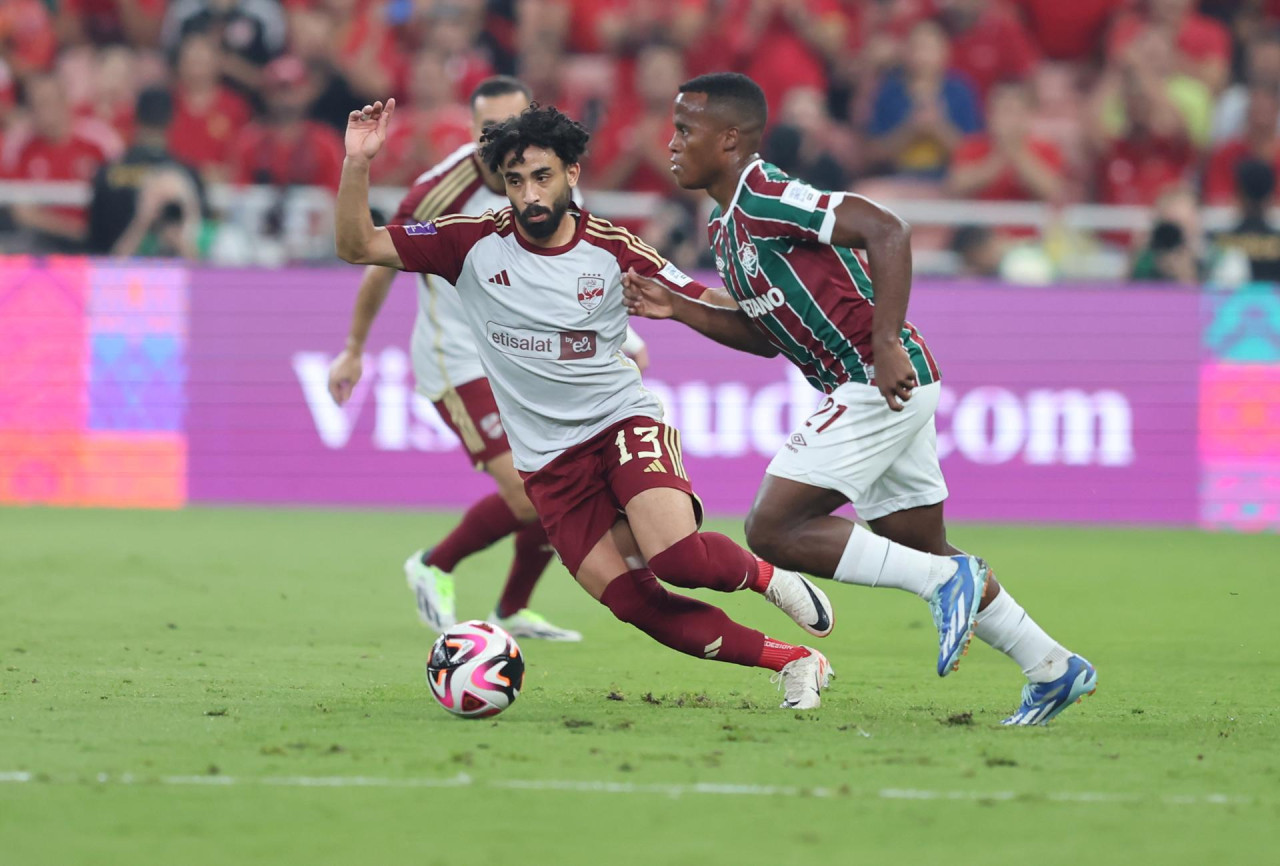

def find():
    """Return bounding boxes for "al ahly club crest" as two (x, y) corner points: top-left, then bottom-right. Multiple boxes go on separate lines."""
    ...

(577, 274), (605, 310)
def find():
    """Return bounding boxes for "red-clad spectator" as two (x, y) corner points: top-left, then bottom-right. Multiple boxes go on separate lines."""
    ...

(372, 49), (473, 187)
(423, 0), (496, 104)
(940, 0), (1039, 100)
(227, 56), (345, 190)
(948, 80), (1065, 202)
(558, 0), (710, 55)
(56, 0), (164, 47)
(713, 0), (849, 114)
(325, 0), (409, 101)
(169, 32), (252, 181)
(1108, 0), (1231, 92)
(78, 46), (139, 148)
(1205, 88), (1280, 205)
(1012, 0), (1121, 62)
(0, 0), (58, 73)
(2, 73), (121, 245)
(1091, 31), (1203, 206)
(842, 0), (938, 45)
(548, 0), (713, 106)
(591, 43), (688, 195)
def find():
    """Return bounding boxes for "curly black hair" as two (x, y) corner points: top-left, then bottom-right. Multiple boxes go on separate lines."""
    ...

(478, 103), (590, 174)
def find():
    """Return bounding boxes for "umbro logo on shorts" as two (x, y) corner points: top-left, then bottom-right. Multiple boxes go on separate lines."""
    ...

(790, 434), (807, 447)
(488, 270), (512, 286)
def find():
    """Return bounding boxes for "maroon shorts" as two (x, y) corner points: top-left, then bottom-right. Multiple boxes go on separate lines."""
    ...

(521, 416), (703, 576)
(433, 378), (510, 469)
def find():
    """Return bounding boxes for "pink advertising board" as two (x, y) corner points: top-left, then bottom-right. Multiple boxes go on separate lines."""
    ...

(185, 269), (1203, 525)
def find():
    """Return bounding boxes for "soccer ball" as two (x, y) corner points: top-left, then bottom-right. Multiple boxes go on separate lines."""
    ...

(426, 620), (525, 718)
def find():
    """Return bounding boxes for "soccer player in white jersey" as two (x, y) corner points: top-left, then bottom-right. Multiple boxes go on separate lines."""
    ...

(335, 97), (840, 709)
(327, 78), (583, 642)
(624, 73), (1094, 725)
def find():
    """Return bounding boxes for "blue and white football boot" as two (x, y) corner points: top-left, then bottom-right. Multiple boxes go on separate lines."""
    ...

(929, 555), (990, 677)
(1002, 655), (1098, 726)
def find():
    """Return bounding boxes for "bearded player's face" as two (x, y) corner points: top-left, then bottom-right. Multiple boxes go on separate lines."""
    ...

(502, 145), (579, 240)
(668, 92), (723, 191)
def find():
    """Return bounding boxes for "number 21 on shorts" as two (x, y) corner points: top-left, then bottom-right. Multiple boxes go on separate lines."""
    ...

(805, 398), (847, 434)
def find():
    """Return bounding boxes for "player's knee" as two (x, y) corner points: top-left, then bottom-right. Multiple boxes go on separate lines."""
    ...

(743, 510), (792, 568)
(599, 570), (664, 624)
(645, 532), (709, 588)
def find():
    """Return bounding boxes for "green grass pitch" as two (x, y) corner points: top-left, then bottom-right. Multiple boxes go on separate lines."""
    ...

(1, 506), (1277, 865)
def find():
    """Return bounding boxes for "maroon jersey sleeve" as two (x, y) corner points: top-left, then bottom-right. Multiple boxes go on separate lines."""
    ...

(387, 214), (495, 283)
(582, 214), (708, 299)
(390, 150), (484, 226)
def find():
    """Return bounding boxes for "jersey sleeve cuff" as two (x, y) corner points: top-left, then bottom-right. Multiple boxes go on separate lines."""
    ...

(817, 192), (846, 245)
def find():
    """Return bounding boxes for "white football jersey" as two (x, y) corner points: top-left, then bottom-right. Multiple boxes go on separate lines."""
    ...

(392, 144), (505, 400)
(387, 207), (703, 471)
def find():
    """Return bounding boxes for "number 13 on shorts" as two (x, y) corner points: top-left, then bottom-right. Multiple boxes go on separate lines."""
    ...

(614, 423), (689, 480)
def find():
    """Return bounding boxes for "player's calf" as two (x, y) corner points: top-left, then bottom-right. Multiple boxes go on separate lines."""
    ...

(599, 569), (827, 707)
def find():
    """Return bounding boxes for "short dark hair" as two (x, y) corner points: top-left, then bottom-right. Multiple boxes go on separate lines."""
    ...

(678, 72), (768, 131)
(1236, 157), (1276, 204)
(1150, 221), (1186, 252)
(950, 224), (993, 257)
(136, 87), (173, 129)
(479, 104), (590, 173)
(469, 76), (532, 109)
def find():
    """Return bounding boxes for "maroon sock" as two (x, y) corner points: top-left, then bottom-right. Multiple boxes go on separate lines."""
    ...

(600, 569), (772, 668)
(424, 493), (522, 573)
(646, 531), (761, 593)
(495, 521), (554, 617)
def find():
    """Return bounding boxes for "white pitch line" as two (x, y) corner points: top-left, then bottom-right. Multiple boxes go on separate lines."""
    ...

(0, 771), (1256, 806)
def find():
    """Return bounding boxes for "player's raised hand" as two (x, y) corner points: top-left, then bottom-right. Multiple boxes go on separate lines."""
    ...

(875, 341), (917, 412)
(621, 267), (676, 319)
(327, 348), (363, 405)
(345, 99), (395, 161)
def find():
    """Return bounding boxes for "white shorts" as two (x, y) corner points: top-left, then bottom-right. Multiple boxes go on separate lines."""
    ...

(766, 380), (948, 521)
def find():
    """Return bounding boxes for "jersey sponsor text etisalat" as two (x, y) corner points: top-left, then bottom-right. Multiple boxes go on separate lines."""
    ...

(386, 206), (704, 471)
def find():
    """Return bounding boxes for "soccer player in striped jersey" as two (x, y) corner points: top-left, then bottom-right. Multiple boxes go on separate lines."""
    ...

(327, 77), (581, 642)
(623, 73), (1095, 726)
(336, 99), (841, 709)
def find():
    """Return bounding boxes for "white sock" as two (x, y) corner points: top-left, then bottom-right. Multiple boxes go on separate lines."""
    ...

(973, 588), (1069, 682)
(832, 524), (956, 600)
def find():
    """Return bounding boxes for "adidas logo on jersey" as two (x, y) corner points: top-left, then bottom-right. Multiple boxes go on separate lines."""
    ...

(643, 460), (666, 474)
(487, 270), (511, 286)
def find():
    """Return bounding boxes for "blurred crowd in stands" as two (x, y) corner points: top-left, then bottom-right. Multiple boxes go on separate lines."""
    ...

(2, 0), (1280, 282)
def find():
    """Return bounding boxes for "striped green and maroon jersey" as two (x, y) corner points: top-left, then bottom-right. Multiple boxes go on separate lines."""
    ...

(707, 159), (939, 393)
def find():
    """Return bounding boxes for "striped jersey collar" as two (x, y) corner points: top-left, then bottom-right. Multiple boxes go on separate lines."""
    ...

(717, 157), (764, 225)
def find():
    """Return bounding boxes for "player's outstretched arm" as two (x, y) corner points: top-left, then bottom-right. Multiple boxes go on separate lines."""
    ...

(328, 264), (397, 405)
(622, 268), (778, 358)
(335, 99), (403, 268)
(827, 195), (918, 411)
